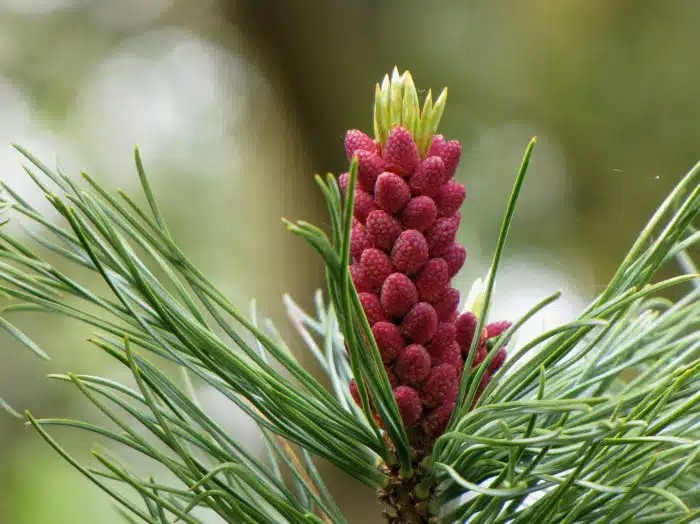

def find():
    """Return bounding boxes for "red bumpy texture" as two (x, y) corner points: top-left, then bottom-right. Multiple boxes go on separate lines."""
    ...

(343, 128), (509, 436)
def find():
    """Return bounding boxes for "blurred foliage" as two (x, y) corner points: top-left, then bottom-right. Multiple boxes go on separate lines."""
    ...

(1, 1), (699, 523)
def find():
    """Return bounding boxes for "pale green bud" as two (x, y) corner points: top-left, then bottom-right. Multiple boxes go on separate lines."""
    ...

(463, 270), (492, 319)
(372, 68), (447, 155)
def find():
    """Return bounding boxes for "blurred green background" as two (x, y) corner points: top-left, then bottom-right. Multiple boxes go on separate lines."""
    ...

(1, 1), (699, 523)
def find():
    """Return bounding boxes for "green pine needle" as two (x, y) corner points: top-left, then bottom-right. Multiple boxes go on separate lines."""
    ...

(1, 135), (698, 523)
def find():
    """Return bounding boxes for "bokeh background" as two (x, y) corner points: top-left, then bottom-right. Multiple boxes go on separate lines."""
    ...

(1, 1), (699, 523)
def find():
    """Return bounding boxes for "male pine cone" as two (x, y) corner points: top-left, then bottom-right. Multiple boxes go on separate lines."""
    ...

(343, 114), (510, 439)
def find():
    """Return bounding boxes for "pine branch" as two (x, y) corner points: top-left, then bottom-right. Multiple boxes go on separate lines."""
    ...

(0, 146), (386, 522)
(1, 68), (698, 523)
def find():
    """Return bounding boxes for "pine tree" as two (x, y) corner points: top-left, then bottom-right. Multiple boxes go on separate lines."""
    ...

(1, 68), (699, 523)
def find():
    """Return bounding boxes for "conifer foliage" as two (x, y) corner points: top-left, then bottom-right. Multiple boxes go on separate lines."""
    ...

(1, 68), (699, 523)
